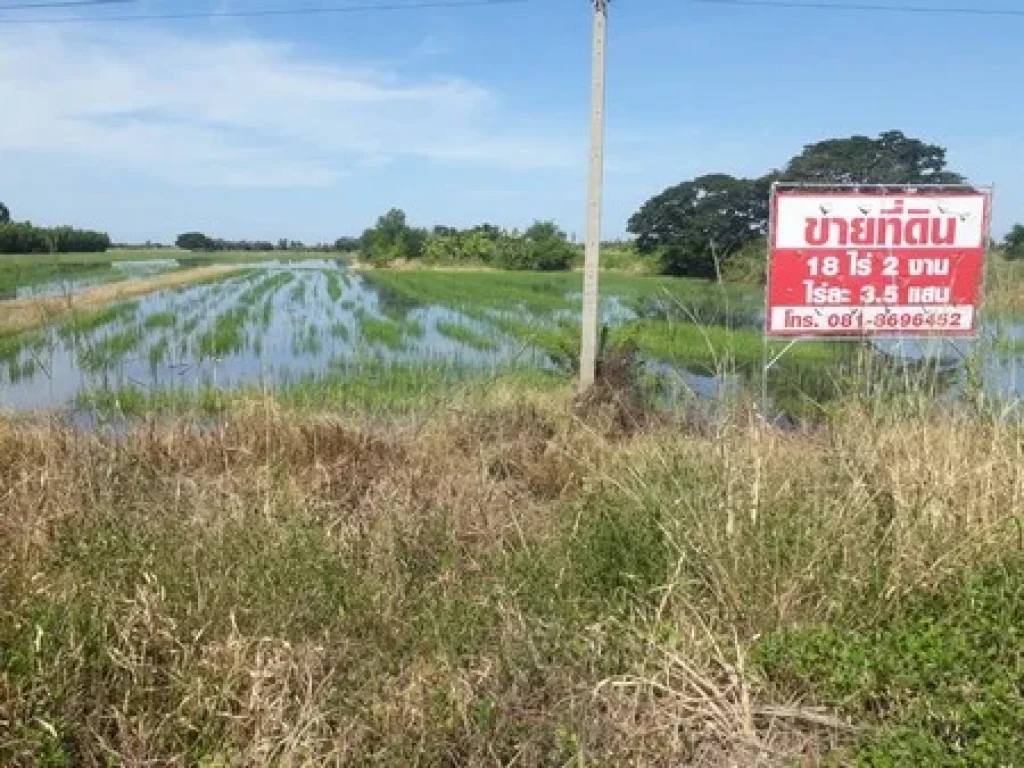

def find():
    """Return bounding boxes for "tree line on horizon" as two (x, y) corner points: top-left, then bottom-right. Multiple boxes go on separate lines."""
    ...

(173, 232), (349, 254)
(0, 203), (111, 255)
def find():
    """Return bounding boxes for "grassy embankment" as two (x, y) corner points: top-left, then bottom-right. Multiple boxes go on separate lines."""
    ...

(0, 265), (242, 335)
(1, 379), (1021, 766)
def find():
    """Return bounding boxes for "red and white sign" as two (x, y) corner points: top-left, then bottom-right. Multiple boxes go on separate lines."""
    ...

(766, 188), (991, 338)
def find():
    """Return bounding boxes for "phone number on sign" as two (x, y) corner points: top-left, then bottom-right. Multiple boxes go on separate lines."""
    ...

(769, 306), (976, 334)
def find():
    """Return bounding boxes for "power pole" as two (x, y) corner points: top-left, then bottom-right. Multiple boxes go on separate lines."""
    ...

(578, 0), (608, 393)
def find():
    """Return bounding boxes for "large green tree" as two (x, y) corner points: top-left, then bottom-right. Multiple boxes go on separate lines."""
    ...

(627, 174), (769, 278)
(0, 202), (9, 225)
(781, 130), (965, 186)
(360, 209), (427, 265)
(176, 232), (216, 251)
(1003, 224), (1024, 260)
(628, 131), (965, 279)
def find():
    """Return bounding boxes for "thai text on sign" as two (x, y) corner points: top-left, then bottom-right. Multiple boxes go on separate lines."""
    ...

(766, 189), (990, 338)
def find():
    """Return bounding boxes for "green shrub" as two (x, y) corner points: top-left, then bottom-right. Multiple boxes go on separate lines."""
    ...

(493, 222), (574, 272)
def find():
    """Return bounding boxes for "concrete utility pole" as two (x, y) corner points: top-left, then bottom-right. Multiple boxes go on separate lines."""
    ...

(578, 0), (608, 392)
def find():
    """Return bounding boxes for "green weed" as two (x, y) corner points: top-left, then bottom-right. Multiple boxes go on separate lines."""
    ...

(754, 558), (1024, 765)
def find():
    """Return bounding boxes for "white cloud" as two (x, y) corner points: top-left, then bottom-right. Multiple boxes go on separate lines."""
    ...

(0, 26), (581, 188)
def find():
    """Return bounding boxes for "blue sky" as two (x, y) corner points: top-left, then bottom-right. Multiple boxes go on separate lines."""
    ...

(1, 0), (1021, 243)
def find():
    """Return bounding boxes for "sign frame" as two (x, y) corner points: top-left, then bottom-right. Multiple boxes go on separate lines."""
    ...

(764, 182), (993, 342)
(759, 181), (994, 415)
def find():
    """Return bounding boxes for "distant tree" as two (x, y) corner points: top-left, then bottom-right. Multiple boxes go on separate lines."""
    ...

(490, 221), (574, 271)
(1004, 224), (1024, 260)
(627, 131), (965, 281)
(470, 223), (503, 241)
(176, 232), (216, 251)
(333, 237), (360, 253)
(627, 174), (769, 278)
(423, 230), (498, 265)
(0, 202), (9, 225)
(781, 130), (965, 186)
(360, 209), (427, 264)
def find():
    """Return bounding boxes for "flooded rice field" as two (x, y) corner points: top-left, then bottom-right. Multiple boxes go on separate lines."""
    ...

(0, 260), (1019, 417)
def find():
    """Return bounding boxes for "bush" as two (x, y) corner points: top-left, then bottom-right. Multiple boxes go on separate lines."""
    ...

(422, 231), (497, 266)
(373, 217), (574, 272)
(1003, 223), (1024, 260)
(493, 222), (574, 272)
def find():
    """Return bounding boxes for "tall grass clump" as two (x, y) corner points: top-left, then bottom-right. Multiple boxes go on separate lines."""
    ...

(1, 369), (1020, 766)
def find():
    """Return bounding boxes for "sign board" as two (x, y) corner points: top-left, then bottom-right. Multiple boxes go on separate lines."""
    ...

(766, 188), (991, 338)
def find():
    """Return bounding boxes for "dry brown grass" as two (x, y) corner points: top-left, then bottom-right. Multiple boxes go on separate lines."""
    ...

(0, 265), (240, 334)
(1, 388), (1021, 766)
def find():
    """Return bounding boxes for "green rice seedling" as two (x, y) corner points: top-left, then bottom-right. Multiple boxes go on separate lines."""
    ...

(329, 322), (350, 341)
(238, 272), (293, 306)
(143, 311), (176, 331)
(290, 280), (307, 305)
(260, 299), (273, 330)
(181, 314), (202, 335)
(59, 301), (140, 339)
(340, 299), (357, 312)
(326, 272), (344, 302)
(401, 317), (425, 339)
(0, 329), (46, 365)
(78, 326), (145, 372)
(435, 321), (499, 352)
(490, 314), (578, 362)
(292, 324), (322, 356)
(356, 310), (405, 351)
(148, 337), (170, 369)
(460, 306), (492, 324)
(198, 307), (249, 358)
(7, 355), (37, 382)
(365, 271), (578, 315)
(609, 319), (842, 374)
